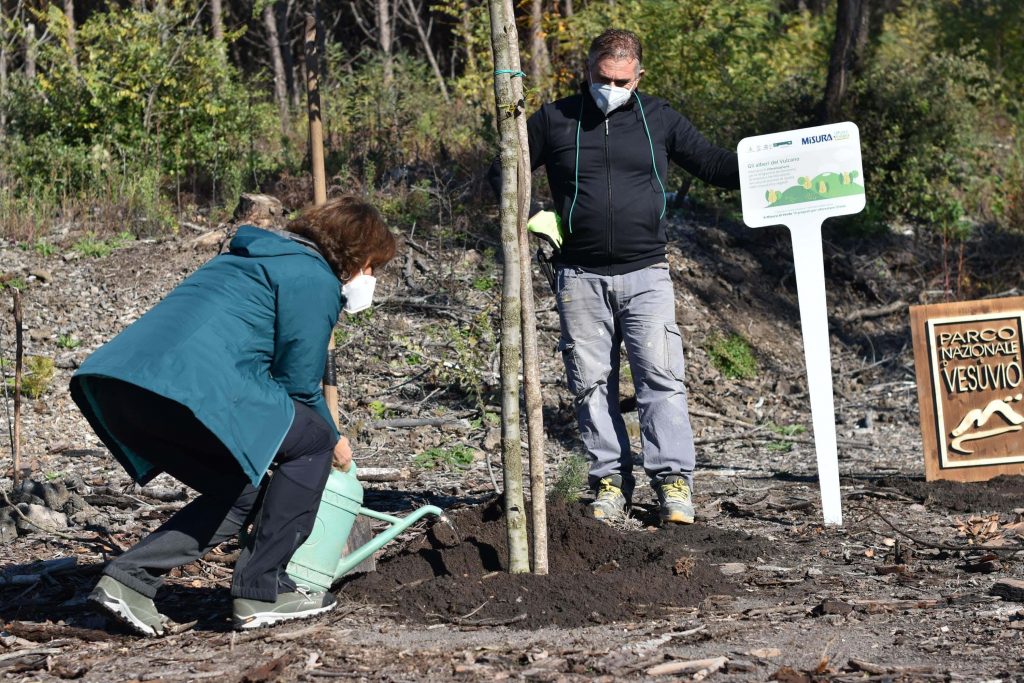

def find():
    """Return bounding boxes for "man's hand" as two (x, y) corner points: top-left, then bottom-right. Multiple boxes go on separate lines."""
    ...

(333, 436), (353, 472)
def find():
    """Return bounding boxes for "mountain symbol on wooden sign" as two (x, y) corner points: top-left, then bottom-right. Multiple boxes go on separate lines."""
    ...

(949, 394), (1024, 454)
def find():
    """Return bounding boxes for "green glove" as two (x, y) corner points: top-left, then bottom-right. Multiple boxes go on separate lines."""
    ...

(527, 210), (563, 250)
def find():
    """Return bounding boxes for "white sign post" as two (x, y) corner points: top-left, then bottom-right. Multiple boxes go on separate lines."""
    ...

(737, 122), (866, 526)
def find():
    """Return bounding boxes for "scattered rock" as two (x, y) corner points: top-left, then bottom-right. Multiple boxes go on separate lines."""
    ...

(991, 578), (1024, 602)
(482, 427), (500, 451)
(14, 504), (68, 535)
(719, 562), (746, 575)
(0, 508), (17, 543)
(54, 353), (82, 369)
(812, 599), (853, 616)
(233, 193), (285, 226)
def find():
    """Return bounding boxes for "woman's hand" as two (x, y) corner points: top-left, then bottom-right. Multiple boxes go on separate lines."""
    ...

(333, 436), (353, 472)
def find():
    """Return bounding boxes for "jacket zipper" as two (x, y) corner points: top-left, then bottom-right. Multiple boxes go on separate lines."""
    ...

(604, 117), (612, 262)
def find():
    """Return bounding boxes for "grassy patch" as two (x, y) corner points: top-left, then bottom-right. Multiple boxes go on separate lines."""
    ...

(768, 423), (806, 437)
(72, 231), (134, 258)
(368, 400), (387, 419)
(765, 422), (806, 453)
(413, 445), (476, 471)
(56, 334), (81, 350)
(706, 333), (759, 380)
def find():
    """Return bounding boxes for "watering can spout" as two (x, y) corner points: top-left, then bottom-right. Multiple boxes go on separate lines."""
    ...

(285, 465), (447, 592)
(334, 504), (445, 580)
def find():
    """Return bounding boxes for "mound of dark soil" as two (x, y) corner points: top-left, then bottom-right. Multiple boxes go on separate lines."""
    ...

(876, 475), (1024, 513)
(341, 498), (775, 628)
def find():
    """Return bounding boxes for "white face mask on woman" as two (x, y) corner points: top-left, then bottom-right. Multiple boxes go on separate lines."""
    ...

(589, 82), (633, 115)
(341, 274), (377, 314)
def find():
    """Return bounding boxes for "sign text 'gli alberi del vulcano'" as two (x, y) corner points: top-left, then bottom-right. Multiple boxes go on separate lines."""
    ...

(910, 297), (1024, 482)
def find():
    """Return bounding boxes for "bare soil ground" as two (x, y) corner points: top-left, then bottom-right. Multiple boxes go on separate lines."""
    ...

(2, 208), (1023, 682)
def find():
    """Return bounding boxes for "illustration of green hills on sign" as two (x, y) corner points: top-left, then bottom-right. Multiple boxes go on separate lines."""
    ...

(765, 171), (864, 206)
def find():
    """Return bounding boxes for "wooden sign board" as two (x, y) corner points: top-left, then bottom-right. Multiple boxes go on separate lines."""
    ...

(910, 297), (1024, 482)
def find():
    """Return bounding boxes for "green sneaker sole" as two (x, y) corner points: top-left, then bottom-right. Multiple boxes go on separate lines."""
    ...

(89, 588), (165, 637)
(233, 600), (337, 630)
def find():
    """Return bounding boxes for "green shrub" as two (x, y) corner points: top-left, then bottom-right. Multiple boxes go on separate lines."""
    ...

(850, 47), (995, 232)
(21, 356), (55, 399)
(0, 3), (280, 237)
(706, 333), (758, 380)
(551, 453), (589, 503)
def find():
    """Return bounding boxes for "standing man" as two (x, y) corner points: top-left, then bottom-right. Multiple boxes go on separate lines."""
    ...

(493, 29), (739, 524)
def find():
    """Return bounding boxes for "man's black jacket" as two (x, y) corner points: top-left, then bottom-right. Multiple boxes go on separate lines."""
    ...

(489, 88), (740, 275)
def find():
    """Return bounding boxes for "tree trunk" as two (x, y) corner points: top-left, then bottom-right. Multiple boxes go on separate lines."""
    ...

(403, 0), (449, 102)
(276, 1), (297, 107)
(210, 0), (224, 42)
(528, 0), (549, 86)
(502, 0), (548, 575)
(64, 0), (77, 70)
(820, 0), (868, 124)
(288, 0), (302, 107)
(564, 0), (573, 18)
(487, 0), (530, 575)
(461, 0), (476, 72)
(265, 2), (290, 136)
(377, 0), (394, 87)
(24, 20), (35, 81)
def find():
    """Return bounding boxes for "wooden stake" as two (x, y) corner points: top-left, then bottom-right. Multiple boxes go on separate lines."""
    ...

(12, 290), (23, 488)
(304, 9), (338, 428)
(304, 13), (327, 206)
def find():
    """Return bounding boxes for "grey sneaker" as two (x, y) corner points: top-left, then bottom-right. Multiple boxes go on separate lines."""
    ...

(588, 475), (628, 523)
(656, 476), (695, 524)
(233, 588), (337, 630)
(89, 575), (169, 637)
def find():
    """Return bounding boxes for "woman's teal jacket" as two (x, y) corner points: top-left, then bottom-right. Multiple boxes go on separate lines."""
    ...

(70, 226), (342, 487)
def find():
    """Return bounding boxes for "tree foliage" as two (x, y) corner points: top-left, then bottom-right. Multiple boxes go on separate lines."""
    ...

(0, 0), (1020, 238)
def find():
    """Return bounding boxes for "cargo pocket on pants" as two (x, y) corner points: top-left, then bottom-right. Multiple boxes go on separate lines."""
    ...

(557, 338), (586, 398)
(664, 324), (686, 381)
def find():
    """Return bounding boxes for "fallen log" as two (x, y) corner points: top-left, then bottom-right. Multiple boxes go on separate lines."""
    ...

(3, 621), (113, 643)
(356, 467), (409, 482)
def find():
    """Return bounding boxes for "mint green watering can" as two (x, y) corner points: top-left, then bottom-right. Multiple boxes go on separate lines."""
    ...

(286, 464), (445, 592)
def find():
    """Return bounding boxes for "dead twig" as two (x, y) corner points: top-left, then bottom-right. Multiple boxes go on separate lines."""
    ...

(849, 504), (1024, 556)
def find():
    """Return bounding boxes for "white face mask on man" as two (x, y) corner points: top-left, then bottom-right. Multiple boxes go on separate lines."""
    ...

(341, 274), (377, 314)
(589, 81), (633, 115)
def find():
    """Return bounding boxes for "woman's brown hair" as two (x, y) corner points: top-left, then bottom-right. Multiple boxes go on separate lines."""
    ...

(287, 195), (397, 280)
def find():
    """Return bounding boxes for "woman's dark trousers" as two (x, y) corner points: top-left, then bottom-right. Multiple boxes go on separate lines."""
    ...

(94, 381), (335, 602)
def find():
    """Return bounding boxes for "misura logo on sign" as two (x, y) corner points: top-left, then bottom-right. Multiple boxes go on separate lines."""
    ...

(801, 134), (833, 145)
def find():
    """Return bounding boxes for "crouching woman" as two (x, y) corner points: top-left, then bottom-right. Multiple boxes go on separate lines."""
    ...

(70, 196), (395, 636)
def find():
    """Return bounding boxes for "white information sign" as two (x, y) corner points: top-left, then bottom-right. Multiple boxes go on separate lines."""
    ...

(737, 122), (866, 526)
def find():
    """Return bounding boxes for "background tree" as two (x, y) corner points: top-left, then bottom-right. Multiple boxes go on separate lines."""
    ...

(820, 0), (869, 123)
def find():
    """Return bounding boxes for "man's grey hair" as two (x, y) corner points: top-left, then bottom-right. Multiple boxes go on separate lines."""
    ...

(587, 29), (643, 70)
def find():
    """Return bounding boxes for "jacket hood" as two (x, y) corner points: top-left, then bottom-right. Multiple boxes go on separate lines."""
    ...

(229, 225), (334, 274)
